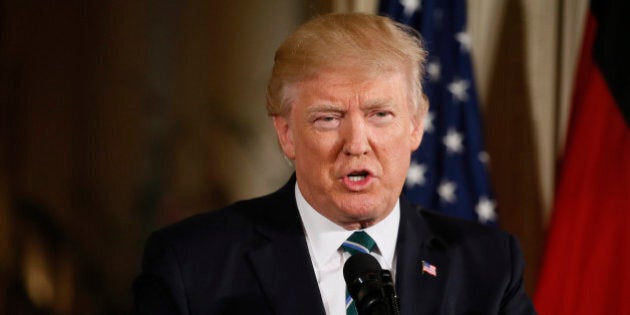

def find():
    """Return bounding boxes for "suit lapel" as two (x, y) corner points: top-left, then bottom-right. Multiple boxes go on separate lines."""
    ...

(247, 178), (325, 315)
(396, 198), (451, 315)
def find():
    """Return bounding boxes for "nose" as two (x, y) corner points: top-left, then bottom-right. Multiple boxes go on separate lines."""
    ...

(342, 114), (371, 156)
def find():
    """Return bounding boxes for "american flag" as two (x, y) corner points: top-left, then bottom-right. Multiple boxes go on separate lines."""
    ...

(380, 0), (496, 224)
(421, 260), (437, 277)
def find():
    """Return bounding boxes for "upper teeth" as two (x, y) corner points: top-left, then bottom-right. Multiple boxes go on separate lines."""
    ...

(348, 175), (366, 182)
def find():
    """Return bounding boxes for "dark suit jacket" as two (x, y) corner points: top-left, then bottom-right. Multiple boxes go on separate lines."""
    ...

(134, 177), (536, 315)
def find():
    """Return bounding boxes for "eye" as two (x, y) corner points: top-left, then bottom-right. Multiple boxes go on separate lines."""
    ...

(370, 110), (394, 124)
(313, 114), (341, 129)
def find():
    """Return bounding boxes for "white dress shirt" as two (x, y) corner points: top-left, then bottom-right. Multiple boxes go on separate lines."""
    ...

(295, 183), (400, 315)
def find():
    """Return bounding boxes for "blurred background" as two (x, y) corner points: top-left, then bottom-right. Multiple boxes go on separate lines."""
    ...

(0, 0), (596, 314)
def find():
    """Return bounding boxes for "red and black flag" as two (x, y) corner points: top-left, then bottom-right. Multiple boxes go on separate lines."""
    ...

(534, 0), (630, 314)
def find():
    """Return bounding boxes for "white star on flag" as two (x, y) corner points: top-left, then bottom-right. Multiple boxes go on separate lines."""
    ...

(475, 196), (497, 223)
(406, 162), (427, 187)
(427, 60), (442, 82)
(447, 78), (470, 102)
(401, 0), (421, 17)
(455, 31), (471, 52)
(423, 111), (435, 133)
(438, 180), (457, 203)
(478, 151), (490, 165)
(442, 128), (464, 154)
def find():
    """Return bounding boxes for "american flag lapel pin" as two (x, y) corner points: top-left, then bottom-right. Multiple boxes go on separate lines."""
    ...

(421, 260), (437, 277)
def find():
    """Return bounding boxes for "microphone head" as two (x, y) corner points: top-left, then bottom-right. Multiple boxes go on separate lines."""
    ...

(344, 253), (400, 314)
(343, 253), (383, 300)
(343, 253), (382, 284)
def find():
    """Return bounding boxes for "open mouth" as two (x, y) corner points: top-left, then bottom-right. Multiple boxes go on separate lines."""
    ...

(347, 170), (370, 182)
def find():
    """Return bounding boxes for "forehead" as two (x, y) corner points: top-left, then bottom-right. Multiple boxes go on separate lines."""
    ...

(287, 68), (411, 106)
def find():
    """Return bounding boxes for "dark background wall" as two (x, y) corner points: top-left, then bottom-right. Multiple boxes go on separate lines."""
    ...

(0, 1), (328, 313)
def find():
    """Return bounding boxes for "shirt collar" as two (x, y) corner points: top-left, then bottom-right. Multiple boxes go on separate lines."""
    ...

(295, 182), (400, 270)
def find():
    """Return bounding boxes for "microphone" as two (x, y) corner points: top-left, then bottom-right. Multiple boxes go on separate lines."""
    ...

(343, 253), (400, 315)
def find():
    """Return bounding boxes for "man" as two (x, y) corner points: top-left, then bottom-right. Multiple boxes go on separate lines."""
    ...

(134, 13), (536, 315)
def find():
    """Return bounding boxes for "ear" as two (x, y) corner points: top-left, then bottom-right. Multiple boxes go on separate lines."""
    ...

(409, 116), (423, 152)
(272, 115), (296, 160)
(409, 94), (429, 151)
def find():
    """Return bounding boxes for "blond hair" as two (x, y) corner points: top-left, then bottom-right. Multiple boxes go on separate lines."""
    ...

(266, 13), (427, 116)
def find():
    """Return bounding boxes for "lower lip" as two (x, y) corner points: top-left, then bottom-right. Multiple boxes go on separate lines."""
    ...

(342, 175), (373, 191)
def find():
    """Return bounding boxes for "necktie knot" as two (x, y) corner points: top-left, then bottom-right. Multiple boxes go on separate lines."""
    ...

(341, 231), (376, 255)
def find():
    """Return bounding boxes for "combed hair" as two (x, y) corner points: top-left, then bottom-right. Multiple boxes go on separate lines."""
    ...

(266, 13), (427, 116)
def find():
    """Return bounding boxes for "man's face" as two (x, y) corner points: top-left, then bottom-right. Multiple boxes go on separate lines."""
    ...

(273, 69), (424, 230)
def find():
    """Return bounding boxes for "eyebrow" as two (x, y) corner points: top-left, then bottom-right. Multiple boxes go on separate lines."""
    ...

(306, 103), (344, 114)
(305, 98), (394, 114)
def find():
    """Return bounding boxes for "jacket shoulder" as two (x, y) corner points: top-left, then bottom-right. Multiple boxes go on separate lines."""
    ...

(421, 208), (510, 243)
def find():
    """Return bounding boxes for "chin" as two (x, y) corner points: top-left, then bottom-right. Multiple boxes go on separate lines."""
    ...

(338, 199), (385, 221)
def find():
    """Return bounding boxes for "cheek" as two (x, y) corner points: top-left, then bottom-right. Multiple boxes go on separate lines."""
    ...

(386, 146), (411, 167)
(377, 131), (414, 169)
(297, 131), (338, 156)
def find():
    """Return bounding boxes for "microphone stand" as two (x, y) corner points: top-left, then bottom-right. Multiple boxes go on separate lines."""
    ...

(380, 270), (400, 315)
